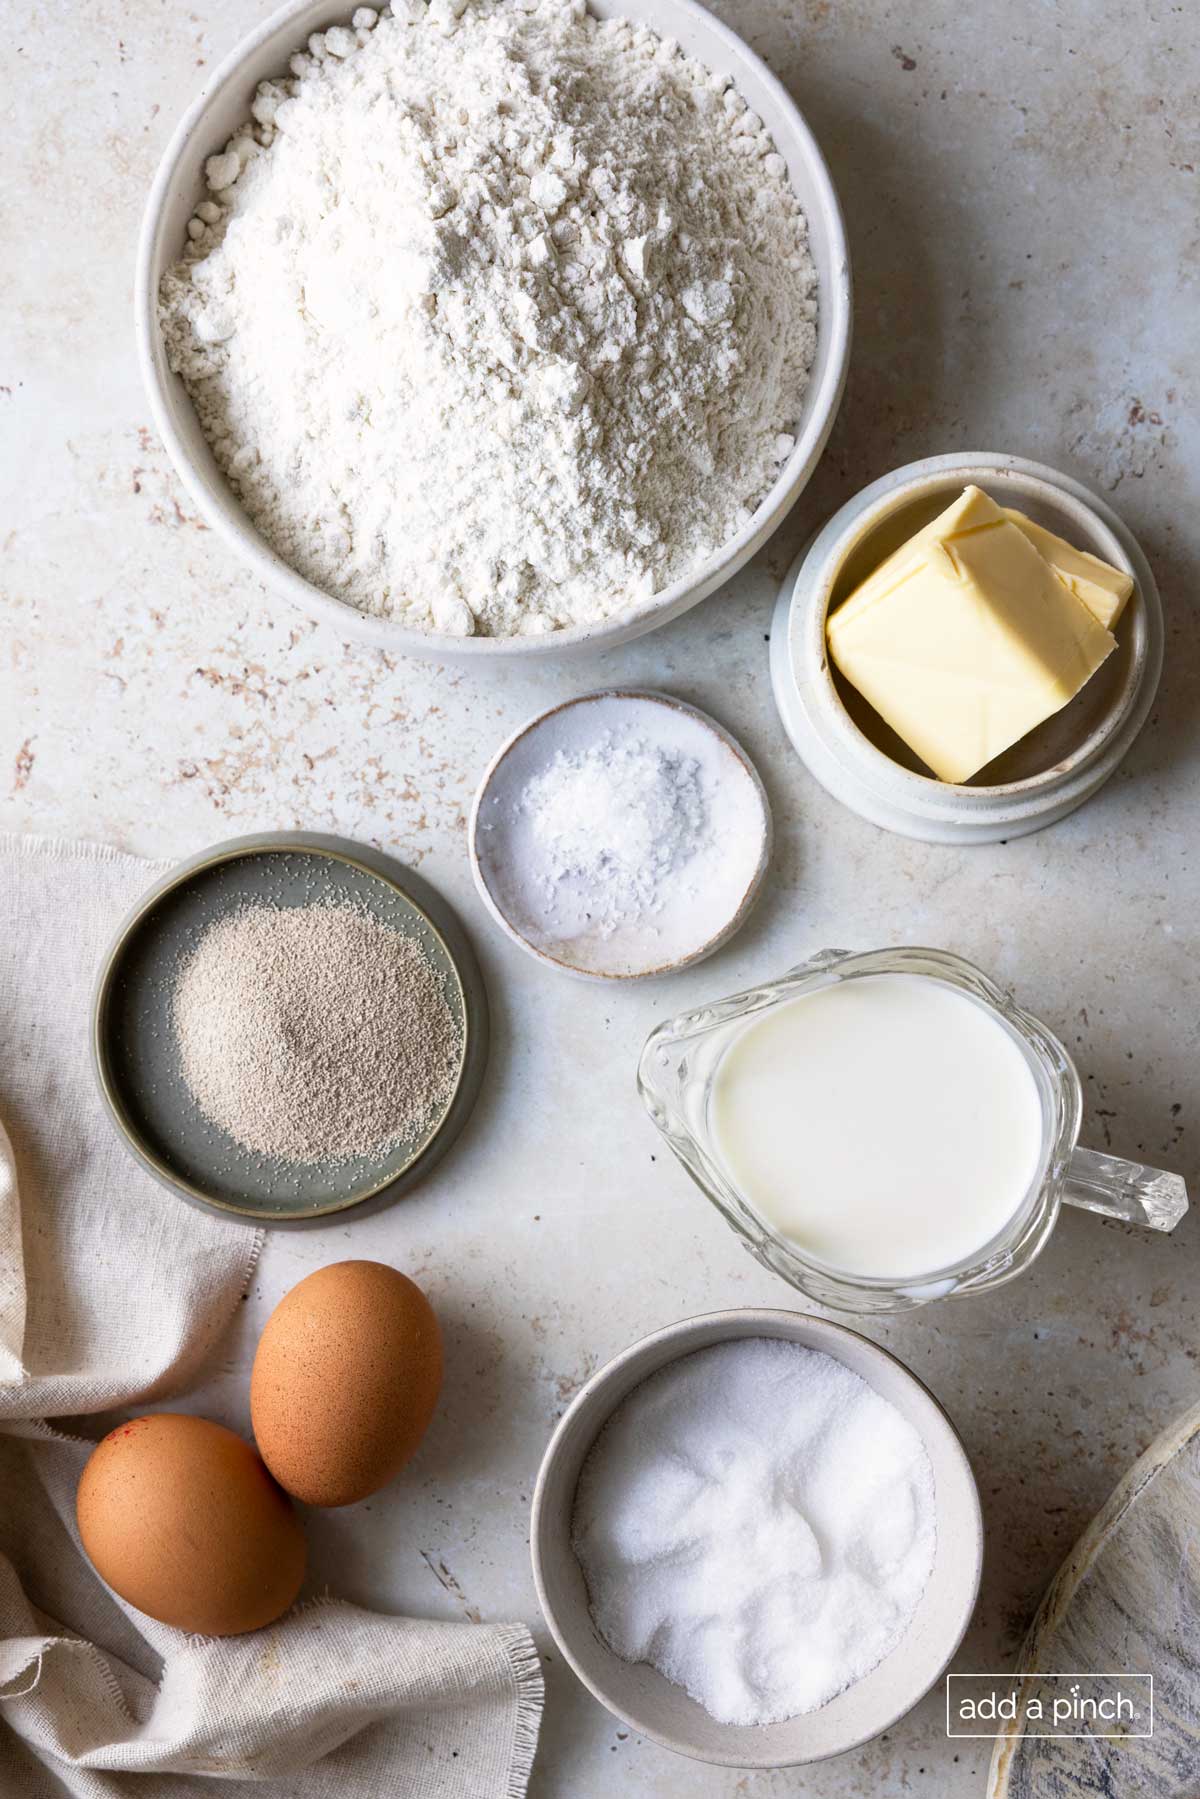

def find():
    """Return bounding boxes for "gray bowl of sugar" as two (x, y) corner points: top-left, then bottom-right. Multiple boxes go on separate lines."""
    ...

(531, 1308), (982, 1767)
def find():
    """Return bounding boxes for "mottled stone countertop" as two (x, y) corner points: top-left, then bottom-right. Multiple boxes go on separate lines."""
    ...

(3, 0), (1198, 1791)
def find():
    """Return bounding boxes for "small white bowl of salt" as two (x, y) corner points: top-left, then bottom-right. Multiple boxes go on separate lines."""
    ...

(469, 690), (771, 981)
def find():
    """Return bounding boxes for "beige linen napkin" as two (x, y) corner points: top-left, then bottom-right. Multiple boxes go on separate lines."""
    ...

(0, 836), (543, 1797)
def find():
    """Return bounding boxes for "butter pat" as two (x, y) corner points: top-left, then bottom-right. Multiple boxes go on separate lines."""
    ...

(827, 486), (1117, 784)
(1003, 509), (1134, 629)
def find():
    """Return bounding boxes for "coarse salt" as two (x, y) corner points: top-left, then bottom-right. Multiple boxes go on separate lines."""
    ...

(472, 692), (768, 977)
(519, 733), (709, 936)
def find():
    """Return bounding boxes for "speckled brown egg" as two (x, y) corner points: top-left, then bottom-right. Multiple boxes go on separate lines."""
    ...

(76, 1413), (306, 1635)
(250, 1260), (442, 1507)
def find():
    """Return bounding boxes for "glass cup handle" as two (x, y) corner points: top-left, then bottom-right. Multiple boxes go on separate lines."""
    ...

(1063, 1146), (1189, 1233)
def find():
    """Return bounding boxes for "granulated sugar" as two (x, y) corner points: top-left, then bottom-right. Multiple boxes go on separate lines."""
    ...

(172, 903), (463, 1162)
(572, 1338), (936, 1726)
(158, 0), (817, 638)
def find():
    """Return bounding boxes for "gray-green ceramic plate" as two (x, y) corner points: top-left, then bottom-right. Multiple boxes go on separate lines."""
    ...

(92, 832), (488, 1225)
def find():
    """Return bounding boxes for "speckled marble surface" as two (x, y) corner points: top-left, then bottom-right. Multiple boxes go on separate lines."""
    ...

(989, 1402), (1200, 1797)
(3, 0), (1199, 1791)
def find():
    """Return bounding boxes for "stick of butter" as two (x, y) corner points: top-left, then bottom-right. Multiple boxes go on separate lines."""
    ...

(1003, 509), (1134, 629)
(827, 486), (1117, 784)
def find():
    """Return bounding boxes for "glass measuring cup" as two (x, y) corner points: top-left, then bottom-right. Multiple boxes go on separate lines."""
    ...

(638, 947), (1188, 1314)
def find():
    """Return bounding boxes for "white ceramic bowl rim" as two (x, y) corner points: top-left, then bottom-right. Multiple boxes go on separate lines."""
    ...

(135, 0), (852, 658)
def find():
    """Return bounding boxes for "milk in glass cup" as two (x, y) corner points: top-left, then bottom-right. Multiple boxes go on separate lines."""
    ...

(637, 948), (1188, 1314)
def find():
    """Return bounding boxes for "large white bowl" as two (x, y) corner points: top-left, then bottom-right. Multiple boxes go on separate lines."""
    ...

(136, 0), (851, 659)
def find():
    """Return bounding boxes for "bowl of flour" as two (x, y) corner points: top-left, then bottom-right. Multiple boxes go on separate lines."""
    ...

(138, 0), (850, 655)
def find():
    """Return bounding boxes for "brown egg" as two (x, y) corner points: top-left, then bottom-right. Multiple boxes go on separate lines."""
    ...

(76, 1413), (306, 1635)
(250, 1260), (442, 1507)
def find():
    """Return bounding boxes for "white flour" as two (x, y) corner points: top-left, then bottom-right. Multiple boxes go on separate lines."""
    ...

(159, 0), (818, 638)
